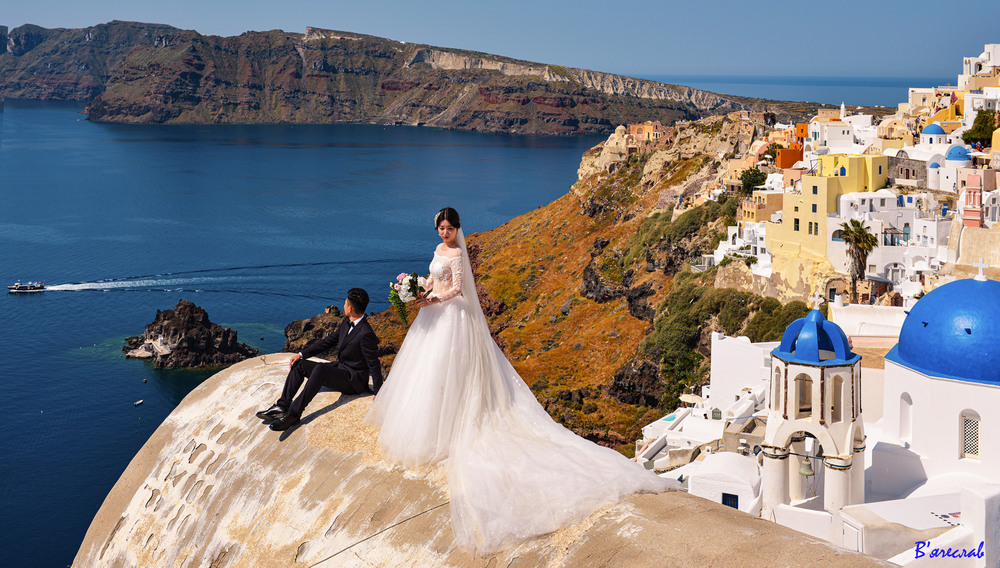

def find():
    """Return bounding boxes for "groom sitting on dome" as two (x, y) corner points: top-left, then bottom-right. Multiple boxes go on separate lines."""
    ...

(257, 287), (383, 431)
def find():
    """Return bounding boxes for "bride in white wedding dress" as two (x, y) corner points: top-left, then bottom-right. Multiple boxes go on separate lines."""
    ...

(364, 208), (677, 553)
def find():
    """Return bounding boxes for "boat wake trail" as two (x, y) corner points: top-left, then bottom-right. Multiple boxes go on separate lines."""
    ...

(43, 258), (417, 299)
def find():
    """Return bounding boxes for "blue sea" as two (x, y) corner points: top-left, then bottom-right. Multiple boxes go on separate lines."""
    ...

(640, 74), (955, 108)
(0, 100), (603, 567)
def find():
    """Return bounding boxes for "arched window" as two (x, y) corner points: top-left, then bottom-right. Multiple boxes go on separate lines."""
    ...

(795, 374), (813, 419)
(840, 166), (847, 177)
(832, 229), (843, 242)
(900, 393), (913, 443)
(961, 410), (981, 459)
(831, 375), (844, 422)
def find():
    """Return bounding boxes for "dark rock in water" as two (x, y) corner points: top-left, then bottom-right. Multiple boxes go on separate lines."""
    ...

(124, 300), (259, 368)
(283, 305), (343, 360)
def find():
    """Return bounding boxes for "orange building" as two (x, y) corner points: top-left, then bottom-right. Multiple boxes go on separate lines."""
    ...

(776, 146), (803, 169)
(795, 123), (809, 143)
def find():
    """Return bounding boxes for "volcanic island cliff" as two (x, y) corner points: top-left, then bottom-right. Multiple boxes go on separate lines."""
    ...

(0, 21), (826, 134)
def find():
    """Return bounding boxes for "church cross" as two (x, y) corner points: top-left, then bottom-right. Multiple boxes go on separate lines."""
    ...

(810, 290), (824, 310)
(974, 257), (989, 281)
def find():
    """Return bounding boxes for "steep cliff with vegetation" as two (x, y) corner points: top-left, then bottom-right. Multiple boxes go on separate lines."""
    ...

(1, 21), (823, 133)
(288, 114), (811, 454)
(462, 114), (816, 452)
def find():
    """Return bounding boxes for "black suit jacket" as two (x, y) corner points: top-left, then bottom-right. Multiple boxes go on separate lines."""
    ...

(300, 316), (384, 394)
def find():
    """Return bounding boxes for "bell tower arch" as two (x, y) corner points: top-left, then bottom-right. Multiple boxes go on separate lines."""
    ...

(760, 302), (865, 530)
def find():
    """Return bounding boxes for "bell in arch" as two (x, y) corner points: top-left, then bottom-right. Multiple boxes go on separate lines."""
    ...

(799, 457), (815, 477)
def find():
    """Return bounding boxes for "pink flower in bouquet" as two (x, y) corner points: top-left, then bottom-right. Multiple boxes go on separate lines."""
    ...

(388, 270), (428, 324)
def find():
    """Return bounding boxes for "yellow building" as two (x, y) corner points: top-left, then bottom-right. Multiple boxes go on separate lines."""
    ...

(768, 154), (889, 261)
(741, 190), (784, 223)
(924, 91), (965, 126)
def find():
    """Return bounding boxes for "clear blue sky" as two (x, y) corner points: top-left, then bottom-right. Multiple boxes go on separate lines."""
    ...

(4, 0), (997, 79)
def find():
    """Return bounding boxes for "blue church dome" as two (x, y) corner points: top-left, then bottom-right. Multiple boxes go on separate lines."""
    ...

(887, 278), (1000, 385)
(946, 146), (971, 161)
(922, 123), (946, 135)
(771, 309), (860, 366)
(929, 162), (940, 169)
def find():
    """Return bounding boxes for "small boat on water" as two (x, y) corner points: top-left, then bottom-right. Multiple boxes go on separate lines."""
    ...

(7, 281), (45, 293)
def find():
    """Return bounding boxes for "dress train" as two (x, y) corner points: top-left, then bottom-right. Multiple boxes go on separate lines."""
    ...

(365, 230), (676, 552)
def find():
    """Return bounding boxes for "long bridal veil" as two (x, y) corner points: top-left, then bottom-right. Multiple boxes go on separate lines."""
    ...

(445, 229), (677, 552)
(367, 228), (676, 553)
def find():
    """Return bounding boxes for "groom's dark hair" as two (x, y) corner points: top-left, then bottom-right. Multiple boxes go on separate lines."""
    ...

(347, 288), (369, 314)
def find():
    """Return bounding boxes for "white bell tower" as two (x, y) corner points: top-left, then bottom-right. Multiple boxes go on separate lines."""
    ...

(761, 294), (865, 540)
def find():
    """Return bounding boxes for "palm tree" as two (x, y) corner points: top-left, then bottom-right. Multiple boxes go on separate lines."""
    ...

(840, 219), (879, 303)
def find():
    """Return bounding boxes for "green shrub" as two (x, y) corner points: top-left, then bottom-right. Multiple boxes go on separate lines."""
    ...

(624, 210), (673, 266)
(665, 207), (705, 242)
(640, 280), (815, 412)
(962, 110), (996, 147)
(744, 299), (810, 342)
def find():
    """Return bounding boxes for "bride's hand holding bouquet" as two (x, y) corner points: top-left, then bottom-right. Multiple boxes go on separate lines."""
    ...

(388, 272), (428, 325)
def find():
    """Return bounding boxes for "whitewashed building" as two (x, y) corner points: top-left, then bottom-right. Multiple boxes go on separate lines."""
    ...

(717, 219), (775, 279)
(885, 130), (973, 193)
(636, 332), (776, 470)
(963, 86), (1000, 129)
(850, 275), (1000, 565)
(958, 44), (1000, 90)
(761, 307), (866, 540)
(826, 189), (952, 298)
(651, 278), (1000, 566)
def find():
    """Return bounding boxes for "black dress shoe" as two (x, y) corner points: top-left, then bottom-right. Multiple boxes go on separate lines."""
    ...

(261, 412), (286, 425)
(269, 412), (300, 431)
(256, 404), (286, 420)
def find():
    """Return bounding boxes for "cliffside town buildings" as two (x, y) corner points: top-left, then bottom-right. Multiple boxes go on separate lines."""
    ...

(630, 44), (1000, 567)
(706, 44), (1000, 306)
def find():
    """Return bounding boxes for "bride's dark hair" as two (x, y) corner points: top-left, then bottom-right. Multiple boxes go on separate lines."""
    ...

(434, 207), (461, 229)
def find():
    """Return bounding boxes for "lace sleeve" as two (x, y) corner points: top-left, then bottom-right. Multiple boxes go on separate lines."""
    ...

(434, 257), (464, 302)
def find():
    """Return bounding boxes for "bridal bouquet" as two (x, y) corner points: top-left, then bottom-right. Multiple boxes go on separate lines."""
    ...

(389, 272), (427, 325)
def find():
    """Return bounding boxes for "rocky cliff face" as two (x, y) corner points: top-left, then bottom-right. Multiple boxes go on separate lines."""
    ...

(0, 21), (180, 100)
(80, 27), (715, 134)
(124, 299), (259, 368)
(272, 111), (807, 452)
(73, 355), (888, 567)
(1, 21), (822, 134)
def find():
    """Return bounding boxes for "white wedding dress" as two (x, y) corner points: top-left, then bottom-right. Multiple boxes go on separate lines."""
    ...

(365, 229), (676, 553)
